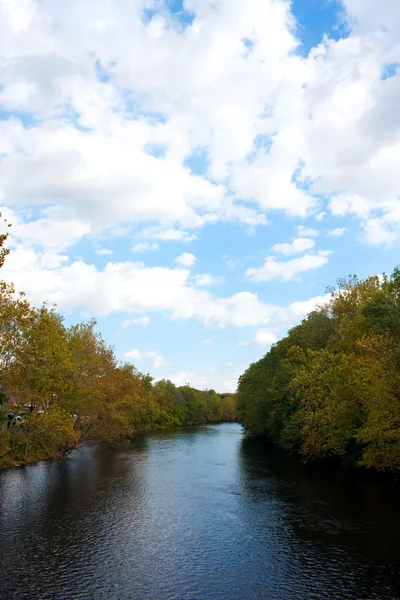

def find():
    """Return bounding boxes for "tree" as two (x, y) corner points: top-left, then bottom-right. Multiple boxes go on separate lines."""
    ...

(13, 307), (72, 412)
(62, 320), (117, 438)
(283, 348), (362, 459)
(221, 394), (237, 422)
(237, 266), (400, 470)
(0, 283), (35, 430)
(0, 212), (11, 269)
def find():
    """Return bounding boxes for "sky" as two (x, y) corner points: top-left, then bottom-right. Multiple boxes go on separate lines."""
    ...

(0, 0), (399, 392)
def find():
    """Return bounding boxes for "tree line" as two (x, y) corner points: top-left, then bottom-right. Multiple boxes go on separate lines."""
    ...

(0, 220), (237, 468)
(237, 267), (400, 471)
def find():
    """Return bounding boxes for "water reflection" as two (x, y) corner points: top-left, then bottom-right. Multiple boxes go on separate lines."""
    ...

(239, 436), (400, 600)
(0, 424), (399, 600)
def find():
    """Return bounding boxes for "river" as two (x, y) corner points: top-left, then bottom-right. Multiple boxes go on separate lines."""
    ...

(0, 423), (399, 600)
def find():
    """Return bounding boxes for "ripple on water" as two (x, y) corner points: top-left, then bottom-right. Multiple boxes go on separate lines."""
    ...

(0, 424), (400, 600)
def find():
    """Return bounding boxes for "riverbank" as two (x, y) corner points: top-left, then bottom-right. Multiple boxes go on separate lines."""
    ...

(0, 267), (238, 471)
(0, 418), (239, 470)
(237, 267), (400, 472)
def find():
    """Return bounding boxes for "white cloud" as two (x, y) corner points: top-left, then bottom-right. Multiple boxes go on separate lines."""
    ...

(272, 237), (316, 256)
(0, 0), (399, 248)
(169, 370), (209, 389)
(274, 294), (329, 324)
(174, 252), (197, 267)
(7, 213), (92, 251)
(122, 316), (150, 329)
(329, 227), (346, 237)
(124, 348), (165, 368)
(152, 355), (166, 368)
(124, 349), (154, 360)
(1, 0), (400, 392)
(96, 248), (113, 255)
(330, 193), (372, 219)
(315, 213), (327, 222)
(202, 339), (212, 344)
(296, 225), (319, 237)
(223, 255), (238, 270)
(167, 363), (249, 392)
(362, 214), (400, 247)
(132, 242), (159, 252)
(253, 330), (278, 345)
(193, 273), (221, 287)
(246, 251), (331, 282)
(1, 249), (328, 329)
(0, 0), (306, 241)
(138, 228), (198, 243)
(239, 329), (278, 347)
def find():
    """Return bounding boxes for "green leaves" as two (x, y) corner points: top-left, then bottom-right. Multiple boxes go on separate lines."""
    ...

(238, 265), (400, 471)
(0, 211), (238, 467)
(0, 212), (10, 270)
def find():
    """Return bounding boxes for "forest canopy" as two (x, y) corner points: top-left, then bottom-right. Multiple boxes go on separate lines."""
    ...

(237, 267), (400, 471)
(0, 221), (237, 468)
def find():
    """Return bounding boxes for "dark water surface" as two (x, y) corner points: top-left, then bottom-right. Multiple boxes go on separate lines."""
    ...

(1, 423), (400, 600)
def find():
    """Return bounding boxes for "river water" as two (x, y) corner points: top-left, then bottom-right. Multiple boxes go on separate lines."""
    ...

(1, 423), (400, 600)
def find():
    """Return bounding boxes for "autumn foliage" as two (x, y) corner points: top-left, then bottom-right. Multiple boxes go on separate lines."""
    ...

(0, 227), (237, 468)
(237, 268), (400, 471)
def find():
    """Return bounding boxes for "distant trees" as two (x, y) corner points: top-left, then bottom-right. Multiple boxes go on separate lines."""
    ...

(0, 215), (237, 468)
(237, 267), (400, 471)
(0, 300), (237, 466)
(0, 226), (237, 467)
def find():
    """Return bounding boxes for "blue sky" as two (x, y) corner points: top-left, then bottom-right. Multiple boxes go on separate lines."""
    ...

(1, 0), (399, 390)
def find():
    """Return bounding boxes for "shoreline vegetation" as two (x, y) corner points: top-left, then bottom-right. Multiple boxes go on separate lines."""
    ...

(0, 218), (237, 470)
(0, 296), (237, 468)
(2, 212), (400, 473)
(0, 299), (238, 470)
(1, 420), (238, 471)
(237, 266), (400, 471)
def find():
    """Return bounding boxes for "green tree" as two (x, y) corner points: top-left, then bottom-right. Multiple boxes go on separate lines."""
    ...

(237, 266), (400, 470)
(8, 306), (73, 413)
(0, 283), (35, 430)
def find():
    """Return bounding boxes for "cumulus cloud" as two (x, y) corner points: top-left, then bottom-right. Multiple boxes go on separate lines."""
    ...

(246, 251), (331, 282)
(122, 316), (150, 329)
(1, 249), (328, 329)
(168, 368), (238, 392)
(239, 329), (278, 347)
(193, 273), (221, 287)
(132, 242), (159, 253)
(329, 227), (346, 237)
(174, 253), (197, 267)
(296, 225), (319, 237)
(13, 218), (92, 251)
(168, 370), (209, 389)
(2, 209), (92, 252)
(167, 362), (254, 392)
(124, 348), (165, 368)
(253, 330), (278, 345)
(1, 0), (400, 391)
(136, 228), (198, 243)
(362, 215), (400, 247)
(1, 0), (399, 246)
(272, 237), (316, 256)
(152, 355), (166, 368)
(124, 349), (154, 360)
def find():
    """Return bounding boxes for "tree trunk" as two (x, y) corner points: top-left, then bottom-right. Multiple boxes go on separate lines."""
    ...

(1, 397), (9, 431)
